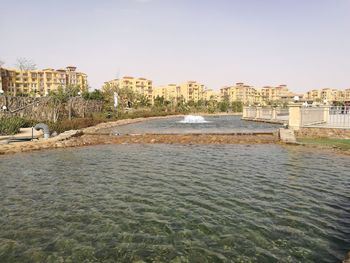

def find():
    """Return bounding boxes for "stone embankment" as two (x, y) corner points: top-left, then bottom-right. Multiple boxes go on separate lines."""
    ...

(0, 133), (278, 155)
(0, 115), (279, 155)
(295, 127), (350, 139)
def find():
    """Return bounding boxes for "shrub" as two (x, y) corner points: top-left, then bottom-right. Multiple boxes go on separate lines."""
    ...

(0, 116), (35, 135)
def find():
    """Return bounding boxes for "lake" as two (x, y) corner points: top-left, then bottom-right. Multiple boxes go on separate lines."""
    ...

(0, 144), (349, 262)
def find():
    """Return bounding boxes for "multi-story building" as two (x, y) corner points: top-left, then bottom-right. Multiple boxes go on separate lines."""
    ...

(103, 76), (153, 104)
(152, 81), (210, 104)
(178, 81), (206, 102)
(202, 88), (221, 101)
(305, 88), (350, 103)
(153, 84), (180, 103)
(0, 66), (88, 96)
(220, 83), (259, 105)
(220, 83), (299, 105)
(257, 85), (297, 103)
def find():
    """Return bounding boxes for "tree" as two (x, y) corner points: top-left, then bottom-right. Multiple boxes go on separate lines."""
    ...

(49, 87), (68, 122)
(15, 57), (36, 71)
(154, 95), (165, 107)
(219, 95), (230, 112)
(136, 94), (150, 108)
(82, 89), (104, 101)
(48, 85), (80, 122)
(231, 101), (243, 112)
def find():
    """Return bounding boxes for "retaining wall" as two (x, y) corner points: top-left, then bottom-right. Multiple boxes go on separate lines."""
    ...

(295, 127), (350, 139)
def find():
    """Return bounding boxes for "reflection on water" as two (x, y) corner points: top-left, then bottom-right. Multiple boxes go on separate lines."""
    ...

(0, 144), (349, 262)
(107, 115), (281, 134)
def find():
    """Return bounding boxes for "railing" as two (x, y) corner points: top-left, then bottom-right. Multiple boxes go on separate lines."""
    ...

(328, 106), (350, 128)
(243, 106), (289, 122)
(246, 108), (257, 118)
(301, 107), (326, 126)
(260, 108), (272, 119)
(300, 106), (350, 128)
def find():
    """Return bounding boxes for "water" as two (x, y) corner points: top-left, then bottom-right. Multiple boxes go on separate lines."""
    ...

(179, 115), (209, 123)
(108, 115), (280, 134)
(0, 144), (349, 262)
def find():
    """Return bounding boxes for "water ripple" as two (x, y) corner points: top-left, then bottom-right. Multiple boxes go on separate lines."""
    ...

(0, 144), (349, 262)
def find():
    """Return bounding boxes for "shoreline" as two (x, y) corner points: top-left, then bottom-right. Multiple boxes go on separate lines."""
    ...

(0, 114), (349, 156)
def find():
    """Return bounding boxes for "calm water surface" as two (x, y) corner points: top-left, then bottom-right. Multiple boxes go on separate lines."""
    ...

(108, 115), (281, 134)
(0, 144), (349, 262)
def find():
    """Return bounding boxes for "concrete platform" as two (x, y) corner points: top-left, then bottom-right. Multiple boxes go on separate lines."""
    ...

(0, 128), (43, 143)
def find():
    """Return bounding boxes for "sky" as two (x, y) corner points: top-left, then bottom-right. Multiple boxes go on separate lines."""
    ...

(1, 0), (349, 93)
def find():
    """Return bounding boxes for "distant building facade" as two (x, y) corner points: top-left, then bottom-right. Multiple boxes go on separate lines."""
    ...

(220, 83), (299, 105)
(152, 81), (220, 104)
(304, 88), (350, 103)
(103, 76), (153, 104)
(0, 66), (88, 96)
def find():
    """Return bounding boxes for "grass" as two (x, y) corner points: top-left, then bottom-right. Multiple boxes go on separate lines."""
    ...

(298, 138), (350, 150)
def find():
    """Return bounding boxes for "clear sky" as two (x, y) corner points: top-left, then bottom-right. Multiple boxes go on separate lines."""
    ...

(1, 0), (349, 92)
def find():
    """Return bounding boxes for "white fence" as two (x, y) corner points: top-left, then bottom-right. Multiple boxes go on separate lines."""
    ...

(243, 107), (289, 121)
(301, 106), (350, 128)
(301, 107), (326, 126)
(243, 105), (350, 129)
(327, 106), (350, 128)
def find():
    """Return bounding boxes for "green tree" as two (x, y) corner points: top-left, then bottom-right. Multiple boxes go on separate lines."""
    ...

(231, 101), (243, 112)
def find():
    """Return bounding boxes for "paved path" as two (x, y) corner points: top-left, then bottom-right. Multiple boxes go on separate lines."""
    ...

(0, 128), (43, 142)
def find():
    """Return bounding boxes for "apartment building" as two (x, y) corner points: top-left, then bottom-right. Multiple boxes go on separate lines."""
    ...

(103, 76), (153, 104)
(153, 84), (180, 102)
(220, 83), (299, 105)
(220, 83), (259, 105)
(152, 81), (210, 104)
(257, 85), (297, 103)
(0, 66), (88, 96)
(202, 88), (221, 101)
(305, 88), (350, 102)
(178, 81), (206, 102)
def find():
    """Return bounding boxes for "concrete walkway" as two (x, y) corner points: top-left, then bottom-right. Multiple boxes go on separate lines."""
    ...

(0, 128), (43, 143)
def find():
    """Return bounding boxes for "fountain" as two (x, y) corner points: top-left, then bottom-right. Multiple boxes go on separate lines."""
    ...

(179, 115), (208, 123)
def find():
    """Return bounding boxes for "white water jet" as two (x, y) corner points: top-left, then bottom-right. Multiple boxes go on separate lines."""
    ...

(179, 115), (209, 123)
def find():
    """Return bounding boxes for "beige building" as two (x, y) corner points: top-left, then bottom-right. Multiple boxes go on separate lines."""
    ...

(257, 85), (297, 103)
(153, 81), (212, 104)
(202, 88), (221, 101)
(103, 76), (153, 104)
(220, 83), (299, 105)
(220, 83), (259, 105)
(153, 84), (180, 103)
(305, 88), (350, 102)
(0, 66), (88, 96)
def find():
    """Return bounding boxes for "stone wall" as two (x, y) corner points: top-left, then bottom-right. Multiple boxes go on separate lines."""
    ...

(0, 96), (103, 121)
(295, 127), (350, 139)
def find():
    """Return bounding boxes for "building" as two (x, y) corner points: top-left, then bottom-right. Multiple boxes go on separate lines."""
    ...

(220, 83), (299, 105)
(0, 66), (88, 96)
(103, 76), (153, 104)
(178, 81), (206, 102)
(220, 83), (259, 105)
(153, 84), (180, 103)
(305, 88), (350, 103)
(153, 81), (212, 104)
(202, 88), (221, 101)
(257, 85), (297, 103)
